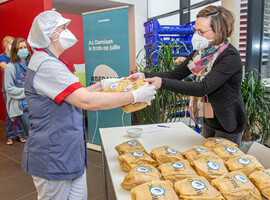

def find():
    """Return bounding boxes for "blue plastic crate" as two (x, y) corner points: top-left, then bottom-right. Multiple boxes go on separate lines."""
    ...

(144, 31), (193, 45)
(144, 19), (195, 34)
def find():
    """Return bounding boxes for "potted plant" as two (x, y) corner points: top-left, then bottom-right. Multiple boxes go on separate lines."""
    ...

(134, 41), (192, 125)
(241, 69), (270, 146)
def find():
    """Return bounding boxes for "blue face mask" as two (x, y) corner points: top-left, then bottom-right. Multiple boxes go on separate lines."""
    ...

(17, 49), (29, 59)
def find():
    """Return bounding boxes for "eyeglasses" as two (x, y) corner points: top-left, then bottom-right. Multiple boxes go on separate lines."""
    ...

(192, 26), (212, 36)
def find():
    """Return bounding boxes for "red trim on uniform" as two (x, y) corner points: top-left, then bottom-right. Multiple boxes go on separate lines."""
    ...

(54, 82), (83, 104)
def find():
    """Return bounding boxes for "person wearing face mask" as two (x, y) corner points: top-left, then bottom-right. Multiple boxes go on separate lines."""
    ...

(22, 10), (156, 200)
(4, 37), (31, 143)
(0, 36), (25, 145)
(128, 6), (247, 146)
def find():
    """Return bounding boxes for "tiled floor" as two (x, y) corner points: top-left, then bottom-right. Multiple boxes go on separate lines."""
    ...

(0, 120), (116, 200)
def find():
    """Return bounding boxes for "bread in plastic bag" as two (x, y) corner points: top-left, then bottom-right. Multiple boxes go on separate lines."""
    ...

(183, 146), (219, 163)
(130, 180), (179, 200)
(249, 168), (270, 199)
(201, 137), (238, 149)
(121, 164), (161, 190)
(211, 171), (262, 200)
(226, 154), (265, 176)
(103, 79), (147, 113)
(150, 145), (184, 165)
(192, 157), (228, 181)
(174, 176), (224, 200)
(115, 139), (146, 155)
(158, 160), (198, 183)
(212, 144), (245, 161)
(118, 151), (158, 172)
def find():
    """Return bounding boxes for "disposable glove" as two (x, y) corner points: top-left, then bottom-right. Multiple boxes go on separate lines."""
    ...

(101, 78), (123, 90)
(131, 83), (156, 105)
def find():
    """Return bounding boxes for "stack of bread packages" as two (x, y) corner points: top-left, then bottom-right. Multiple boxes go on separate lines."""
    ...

(114, 137), (269, 200)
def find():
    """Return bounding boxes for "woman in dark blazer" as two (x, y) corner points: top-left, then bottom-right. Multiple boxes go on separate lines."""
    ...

(128, 5), (247, 145)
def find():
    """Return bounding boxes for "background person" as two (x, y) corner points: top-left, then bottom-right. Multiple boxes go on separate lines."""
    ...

(22, 10), (156, 200)
(0, 36), (24, 145)
(128, 6), (247, 146)
(5, 37), (31, 143)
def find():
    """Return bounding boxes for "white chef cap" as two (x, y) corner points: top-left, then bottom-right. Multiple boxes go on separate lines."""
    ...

(27, 10), (71, 49)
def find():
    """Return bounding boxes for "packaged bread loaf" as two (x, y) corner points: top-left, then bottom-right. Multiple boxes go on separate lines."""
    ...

(249, 168), (270, 199)
(211, 171), (262, 200)
(150, 145), (184, 165)
(174, 176), (224, 200)
(158, 160), (198, 183)
(201, 137), (238, 149)
(103, 79), (147, 113)
(121, 164), (161, 190)
(192, 157), (228, 181)
(212, 144), (245, 161)
(183, 146), (219, 163)
(130, 180), (179, 200)
(226, 154), (265, 176)
(118, 151), (158, 172)
(115, 139), (146, 155)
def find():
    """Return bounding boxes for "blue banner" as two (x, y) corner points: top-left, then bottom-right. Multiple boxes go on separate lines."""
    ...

(83, 7), (131, 147)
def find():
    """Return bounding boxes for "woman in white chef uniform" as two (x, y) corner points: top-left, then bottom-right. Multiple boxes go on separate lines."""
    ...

(22, 10), (156, 200)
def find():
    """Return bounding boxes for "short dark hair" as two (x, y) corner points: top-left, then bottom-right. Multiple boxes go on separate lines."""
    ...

(197, 6), (235, 45)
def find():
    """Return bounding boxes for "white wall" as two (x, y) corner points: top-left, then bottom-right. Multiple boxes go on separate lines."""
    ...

(109, 0), (148, 71)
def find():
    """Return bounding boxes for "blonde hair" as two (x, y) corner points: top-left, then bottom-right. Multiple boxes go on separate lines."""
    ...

(197, 6), (234, 45)
(2, 36), (15, 50)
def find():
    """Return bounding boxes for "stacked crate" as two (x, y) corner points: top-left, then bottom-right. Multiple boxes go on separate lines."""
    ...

(144, 19), (195, 64)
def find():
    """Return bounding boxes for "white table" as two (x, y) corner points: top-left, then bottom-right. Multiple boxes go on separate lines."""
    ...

(100, 122), (205, 200)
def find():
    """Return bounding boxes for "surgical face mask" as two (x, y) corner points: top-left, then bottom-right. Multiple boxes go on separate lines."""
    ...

(8, 45), (11, 51)
(192, 33), (214, 50)
(17, 49), (29, 59)
(54, 29), (78, 50)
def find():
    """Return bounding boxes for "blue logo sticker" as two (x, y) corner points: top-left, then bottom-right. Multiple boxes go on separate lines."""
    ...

(124, 84), (134, 92)
(172, 162), (184, 168)
(109, 83), (119, 90)
(207, 161), (220, 170)
(196, 148), (207, 152)
(215, 138), (224, 142)
(238, 158), (251, 165)
(235, 174), (249, 183)
(166, 148), (177, 154)
(226, 147), (237, 153)
(191, 181), (206, 190)
(136, 167), (149, 173)
(132, 152), (144, 157)
(150, 186), (165, 196)
(127, 141), (137, 145)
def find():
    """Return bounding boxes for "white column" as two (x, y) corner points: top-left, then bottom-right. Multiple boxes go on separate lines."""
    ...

(222, 0), (240, 49)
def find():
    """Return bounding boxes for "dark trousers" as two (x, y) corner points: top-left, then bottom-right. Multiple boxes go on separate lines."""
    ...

(202, 122), (243, 146)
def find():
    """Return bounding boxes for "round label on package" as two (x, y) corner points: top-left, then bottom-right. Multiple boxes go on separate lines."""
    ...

(207, 161), (220, 170)
(150, 186), (165, 196)
(215, 138), (224, 142)
(191, 181), (206, 190)
(132, 152), (144, 157)
(226, 147), (237, 153)
(127, 141), (137, 145)
(172, 162), (184, 168)
(238, 158), (251, 165)
(196, 148), (207, 152)
(109, 83), (119, 90)
(235, 174), (248, 183)
(124, 84), (134, 92)
(166, 148), (177, 154)
(136, 167), (149, 173)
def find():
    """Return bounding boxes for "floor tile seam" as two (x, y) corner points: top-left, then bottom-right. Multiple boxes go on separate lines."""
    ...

(0, 151), (21, 164)
(0, 170), (23, 181)
(15, 191), (37, 200)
